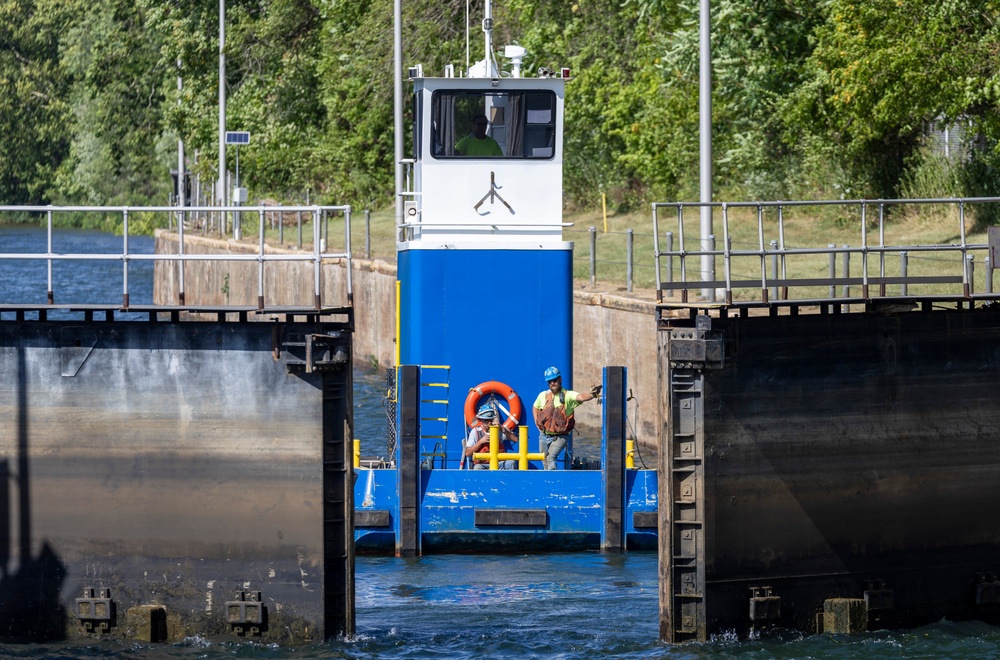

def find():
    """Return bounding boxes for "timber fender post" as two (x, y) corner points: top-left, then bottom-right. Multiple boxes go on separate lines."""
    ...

(658, 315), (722, 643)
(397, 365), (421, 557)
(601, 366), (626, 551)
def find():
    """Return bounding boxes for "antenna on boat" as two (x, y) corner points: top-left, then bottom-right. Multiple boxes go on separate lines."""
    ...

(482, 0), (498, 76)
(465, 0), (470, 75)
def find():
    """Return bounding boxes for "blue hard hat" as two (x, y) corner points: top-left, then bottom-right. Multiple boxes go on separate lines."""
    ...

(476, 405), (497, 420)
(544, 366), (561, 382)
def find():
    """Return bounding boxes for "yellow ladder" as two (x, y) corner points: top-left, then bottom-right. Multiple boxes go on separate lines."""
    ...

(418, 365), (450, 468)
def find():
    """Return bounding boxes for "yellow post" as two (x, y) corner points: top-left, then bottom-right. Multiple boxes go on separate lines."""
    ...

(518, 425), (529, 470)
(353, 439), (361, 469)
(626, 439), (635, 469)
(395, 280), (401, 367)
(602, 193), (608, 233)
(489, 425), (500, 471)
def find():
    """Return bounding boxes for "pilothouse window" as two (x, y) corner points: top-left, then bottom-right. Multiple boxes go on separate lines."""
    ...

(431, 91), (556, 159)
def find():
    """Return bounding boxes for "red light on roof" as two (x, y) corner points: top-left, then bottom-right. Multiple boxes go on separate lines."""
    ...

(561, 67), (571, 80)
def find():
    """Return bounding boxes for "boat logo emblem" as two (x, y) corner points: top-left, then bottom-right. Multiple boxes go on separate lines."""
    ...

(474, 171), (514, 215)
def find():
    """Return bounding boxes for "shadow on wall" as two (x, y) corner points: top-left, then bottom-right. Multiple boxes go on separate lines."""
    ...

(0, 348), (67, 641)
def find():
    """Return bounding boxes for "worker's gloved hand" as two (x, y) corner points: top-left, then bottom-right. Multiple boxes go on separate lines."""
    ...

(591, 385), (603, 397)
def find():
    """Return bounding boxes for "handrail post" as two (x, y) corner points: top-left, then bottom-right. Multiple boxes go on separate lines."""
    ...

(778, 204), (788, 300)
(666, 231), (674, 298)
(841, 245), (850, 312)
(313, 207), (322, 309)
(626, 228), (634, 293)
(345, 206), (354, 306)
(770, 239), (778, 301)
(961, 201), (970, 297)
(178, 202), (186, 306)
(756, 203), (767, 304)
(722, 203), (732, 304)
(967, 254), (975, 298)
(900, 251), (909, 296)
(589, 226), (597, 287)
(986, 255), (993, 295)
(860, 201), (869, 300)
(258, 208), (266, 310)
(122, 209), (130, 309)
(828, 244), (836, 313)
(652, 204), (662, 302)
(365, 209), (372, 259)
(878, 203), (886, 296)
(46, 207), (54, 305)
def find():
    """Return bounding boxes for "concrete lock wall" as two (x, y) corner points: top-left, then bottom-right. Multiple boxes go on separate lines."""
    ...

(663, 308), (1000, 637)
(154, 233), (659, 447)
(0, 318), (352, 643)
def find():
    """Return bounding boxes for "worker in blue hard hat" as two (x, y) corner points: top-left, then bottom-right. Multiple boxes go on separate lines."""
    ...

(465, 403), (517, 469)
(533, 366), (601, 470)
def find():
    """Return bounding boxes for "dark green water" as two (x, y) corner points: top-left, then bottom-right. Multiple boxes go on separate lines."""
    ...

(2, 228), (999, 658)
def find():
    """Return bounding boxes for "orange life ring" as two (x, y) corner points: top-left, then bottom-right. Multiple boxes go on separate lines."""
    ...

(464, 380), (522, 431)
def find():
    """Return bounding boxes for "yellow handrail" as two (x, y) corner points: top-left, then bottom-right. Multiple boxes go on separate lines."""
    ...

(473, 425), (544, 470)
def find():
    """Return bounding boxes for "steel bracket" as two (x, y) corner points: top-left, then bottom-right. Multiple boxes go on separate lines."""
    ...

(75, 587), (115, 633)
(225, 590), (266, 636)
(668, 317), (724, 369)
(282, 332), (349, 373)
(864, 581), (894, 612)
(749, 586), (781, 623)
(976, 573), (1000, 605)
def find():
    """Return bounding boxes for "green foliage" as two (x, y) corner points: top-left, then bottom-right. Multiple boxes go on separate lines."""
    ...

(3, 0), (1000, 226)
(789, 0), (1000, 199)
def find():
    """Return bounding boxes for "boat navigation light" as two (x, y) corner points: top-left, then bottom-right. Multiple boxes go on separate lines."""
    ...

(561, 67), (571, 80)
(407, 64), (423, 80)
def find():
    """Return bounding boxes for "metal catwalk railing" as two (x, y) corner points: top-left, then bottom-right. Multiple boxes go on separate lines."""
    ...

(0, 204), (352, 314)
(652, 197), (1000, 309)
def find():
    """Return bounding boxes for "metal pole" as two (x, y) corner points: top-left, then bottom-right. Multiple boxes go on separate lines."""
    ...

(46, 207), (53, 304)
(365, 209), (371, 259)
(589, 226), (597, 287)
(842, 246), (850, 311)
(828, 243), (836, 311)
(967, 254), (975, 296)
(626, 228), (633, 293)
(900, 251), (908, 296)
(122, 209), (130, 309)
(699, 0), (714, 301)
(986, 256), (992, 294)
(666, 231), (674, 297)
(177, 59), (185, 226)
(218, 0), (226, 212)
(770, 239), (778, 301)
(233, 147), (241, 241)
(393, 0), (404, 240)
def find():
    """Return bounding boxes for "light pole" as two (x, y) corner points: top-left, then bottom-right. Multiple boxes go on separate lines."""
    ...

(393, 0), (403, 240)
(218, 0), (227, 219)
(699, 0), (714, 300)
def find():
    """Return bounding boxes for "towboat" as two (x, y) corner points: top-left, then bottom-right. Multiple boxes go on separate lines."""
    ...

(353, 8), (658, 555)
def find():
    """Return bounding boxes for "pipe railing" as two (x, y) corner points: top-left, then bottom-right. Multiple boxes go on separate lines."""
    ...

(0, 204), (352, 312)
(651, 197), (1000, 308)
